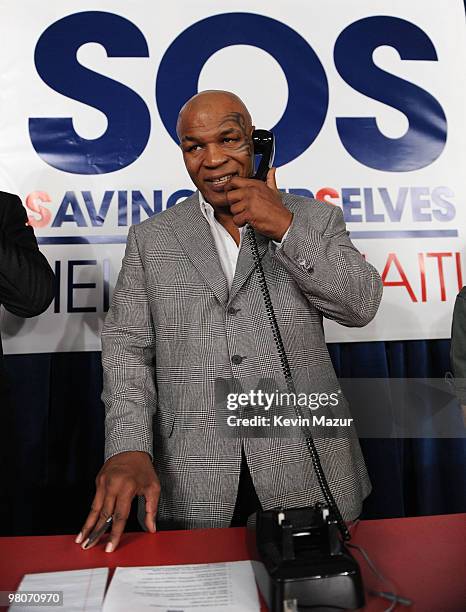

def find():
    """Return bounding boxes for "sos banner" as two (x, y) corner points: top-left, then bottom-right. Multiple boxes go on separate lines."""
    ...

(0, 0), (465, 353)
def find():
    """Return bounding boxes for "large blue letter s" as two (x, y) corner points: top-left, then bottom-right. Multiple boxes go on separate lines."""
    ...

(29, 12), (150, 174)
(334, 17), (447, 172)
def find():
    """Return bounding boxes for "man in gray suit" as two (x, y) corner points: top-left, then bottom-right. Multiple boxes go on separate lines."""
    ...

(77, 91), (382, 553)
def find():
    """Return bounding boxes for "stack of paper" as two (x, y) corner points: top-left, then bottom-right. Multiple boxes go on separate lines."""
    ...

(102, 561), (260, 612)
(11, 568), (108, 612)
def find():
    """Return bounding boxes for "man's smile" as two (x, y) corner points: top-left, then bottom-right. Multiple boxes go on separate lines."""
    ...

(205, 172), (238, 191)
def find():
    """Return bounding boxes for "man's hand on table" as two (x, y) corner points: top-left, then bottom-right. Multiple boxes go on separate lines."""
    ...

(75, 451), (160, 553)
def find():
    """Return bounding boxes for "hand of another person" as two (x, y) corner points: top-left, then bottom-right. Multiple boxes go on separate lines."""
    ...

(75, 451), (160, 552)
(225, 168), (293, 241)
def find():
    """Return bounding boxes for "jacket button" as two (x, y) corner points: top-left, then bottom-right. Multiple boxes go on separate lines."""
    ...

(297, 257), (313, 271)
(231, 355), (243, 365)
(227, 306), (240, 315)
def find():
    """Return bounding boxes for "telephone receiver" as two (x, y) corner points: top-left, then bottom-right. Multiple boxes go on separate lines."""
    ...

(252, 129), (275, 181)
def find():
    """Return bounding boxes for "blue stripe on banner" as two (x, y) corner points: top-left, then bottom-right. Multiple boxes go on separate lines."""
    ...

(36, 229), (458, 245)
(37, 235), (128, 245)
(349, 229), (458, 239)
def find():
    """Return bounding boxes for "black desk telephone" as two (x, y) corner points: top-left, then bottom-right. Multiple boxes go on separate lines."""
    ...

(248, 130), (364, 612)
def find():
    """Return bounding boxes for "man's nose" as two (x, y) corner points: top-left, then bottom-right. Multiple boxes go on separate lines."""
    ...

(203, 144), (227, 168)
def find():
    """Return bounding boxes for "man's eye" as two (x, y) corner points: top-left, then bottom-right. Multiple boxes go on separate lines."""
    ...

(187, 144), (201, 152)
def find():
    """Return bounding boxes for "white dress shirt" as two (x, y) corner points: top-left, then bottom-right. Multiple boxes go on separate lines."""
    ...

(199, 192), (289, 290)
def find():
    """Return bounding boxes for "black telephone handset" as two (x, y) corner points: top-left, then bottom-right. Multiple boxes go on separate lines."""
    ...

(252, 129), (275, 181)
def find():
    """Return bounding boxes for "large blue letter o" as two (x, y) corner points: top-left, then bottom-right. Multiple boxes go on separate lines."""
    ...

(156, 13), (328, 167)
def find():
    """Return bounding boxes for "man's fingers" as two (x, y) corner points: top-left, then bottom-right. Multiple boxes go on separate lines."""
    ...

(224, 186), (247, 204)
(143, 482), (161, 533)
(229, 201), (247, 216)
(81, 496), (116, 549)
(76, 488), (106, 544)
(266, 167), (278, 191)
(227, 176), (253, 190)
(79, 452), (160, 550)
(232, 212), (249, 228)
(104, 498), (132, 553)
(228, 172), (277, 190)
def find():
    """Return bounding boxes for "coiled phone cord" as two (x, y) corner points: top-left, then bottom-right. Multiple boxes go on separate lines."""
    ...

(246, 224), (351, 542)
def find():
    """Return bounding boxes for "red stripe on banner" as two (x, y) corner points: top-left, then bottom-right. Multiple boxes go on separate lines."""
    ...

(455, 252), (463, 290)
(418, 253), (427, 302)
(426, 252), (452, 302)
(381, 253), (417, 302)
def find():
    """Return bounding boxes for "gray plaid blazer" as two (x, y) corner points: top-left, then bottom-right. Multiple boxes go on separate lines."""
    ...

(102, 192), (383, 529)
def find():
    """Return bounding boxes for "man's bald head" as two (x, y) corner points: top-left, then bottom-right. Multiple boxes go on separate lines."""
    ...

(176, 90), (252, 140)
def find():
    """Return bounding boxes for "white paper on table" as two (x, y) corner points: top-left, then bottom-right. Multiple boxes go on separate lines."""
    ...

(102, 561), (260, 612)
(10, 567), (109, 612)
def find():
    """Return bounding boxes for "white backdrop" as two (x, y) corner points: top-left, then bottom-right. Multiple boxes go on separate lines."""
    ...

(0, 0), (465, 353)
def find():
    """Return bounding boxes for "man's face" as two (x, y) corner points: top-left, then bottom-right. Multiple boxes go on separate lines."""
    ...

(178, 98), (254, 209)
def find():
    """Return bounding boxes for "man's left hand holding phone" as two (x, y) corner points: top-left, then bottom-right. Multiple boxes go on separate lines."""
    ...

(226, 167), (293, 242)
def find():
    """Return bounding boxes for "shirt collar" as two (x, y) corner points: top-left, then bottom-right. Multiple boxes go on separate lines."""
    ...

(198, 191), (216, 222)
(198, 190), (246, 245)
(198, 191), (245, 232)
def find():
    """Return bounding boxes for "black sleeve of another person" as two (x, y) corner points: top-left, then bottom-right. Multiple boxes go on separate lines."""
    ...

(0, 192), (54, 535)
(0, 191), (55, 317)
(451, 286), (466, 405)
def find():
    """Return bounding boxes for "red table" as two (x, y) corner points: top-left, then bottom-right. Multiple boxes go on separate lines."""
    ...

(1, 513), (465, 611)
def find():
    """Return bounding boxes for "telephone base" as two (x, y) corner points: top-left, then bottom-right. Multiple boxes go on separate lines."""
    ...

(252, 505), (364, 612)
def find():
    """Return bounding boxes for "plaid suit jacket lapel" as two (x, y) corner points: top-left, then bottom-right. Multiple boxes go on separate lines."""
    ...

(229, 228), (269, 304)
(170, 191), (270, 306)
(169, 192), (229, 306)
